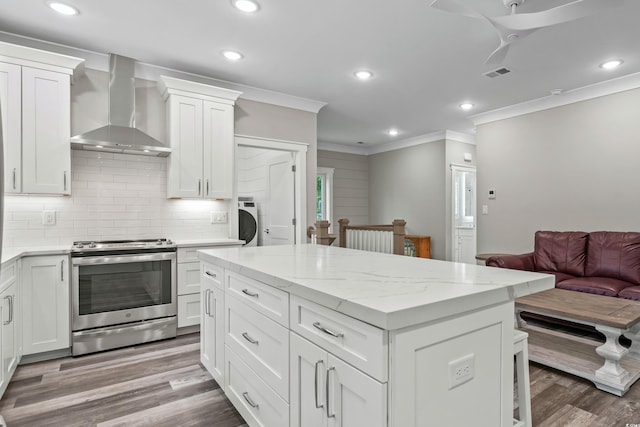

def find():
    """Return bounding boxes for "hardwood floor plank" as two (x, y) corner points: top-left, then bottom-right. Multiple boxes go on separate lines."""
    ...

(537, 404), (597, 427)
(0, 335), (244, 427)
(96, 389), (246, 427)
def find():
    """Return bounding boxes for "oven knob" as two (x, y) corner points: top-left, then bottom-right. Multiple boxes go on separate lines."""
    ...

(88, 242), (96, 248)
(166, 240), (173, 245)
(76, 243), (84, 249)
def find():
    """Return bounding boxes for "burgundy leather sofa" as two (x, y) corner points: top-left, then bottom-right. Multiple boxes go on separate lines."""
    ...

(486, 231), (640, 301)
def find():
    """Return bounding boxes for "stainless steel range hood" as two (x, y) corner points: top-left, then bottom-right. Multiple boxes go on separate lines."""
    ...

(71, 54), (170, 157)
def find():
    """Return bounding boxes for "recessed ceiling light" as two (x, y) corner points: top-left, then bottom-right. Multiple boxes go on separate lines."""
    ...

(233, 0), (259, 13)
(47, 1), (78, 15)
(222, 50), (243, 61)
(600, 59), (623, 70)
(354, 70), (373, 81)
(388, 129), (399, 137)
(459, 103), (474, 111)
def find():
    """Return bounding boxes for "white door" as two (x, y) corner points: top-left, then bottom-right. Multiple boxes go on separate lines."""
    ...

(327, 354), (387, 427)
(451, 166), (477, 264)
(0, 62), (22, 194)
(167, 94), (203, 198)
(203, 100), (234, 199)
(290, 334), (327, 427)
(200, 277), (225, 386)
(21, 67), (71, 195)
(22, 255), (70, 355)
(265, 153), (295, 245)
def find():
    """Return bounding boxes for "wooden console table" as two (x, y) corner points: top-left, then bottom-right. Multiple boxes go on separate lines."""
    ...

(516, 288), (640, 396)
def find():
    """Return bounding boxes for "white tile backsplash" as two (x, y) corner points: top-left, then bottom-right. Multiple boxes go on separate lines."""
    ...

(3, 150), (230, 248)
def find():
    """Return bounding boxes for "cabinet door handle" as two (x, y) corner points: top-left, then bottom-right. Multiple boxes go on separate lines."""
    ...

(12, 168), (16, 190)
(326, 366), (336, 418)
(313, 322), (344, 338)
(242, 391), (259, 409)
(198, 179), (201, 196)
(206, 179), (209, 196)
(61, 259), (65, 281)
(211, 294), (216, 318)
(314, 360), (324, 409)
(203, 289), (210, 316)
(241, 288), (259, 298)
(205, 271), (217, 278)
(242, 332), (259, 345)
(3, 295), (12, 326)
(64, 171), (67, 191)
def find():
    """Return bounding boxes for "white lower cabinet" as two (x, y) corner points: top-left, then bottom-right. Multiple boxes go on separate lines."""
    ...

(21, 255), (70, 355)
(225, 346), (289, 427)
(200, 263), (225, 386)
(0, 260), (20, 398)
(290, 333), (387, 427)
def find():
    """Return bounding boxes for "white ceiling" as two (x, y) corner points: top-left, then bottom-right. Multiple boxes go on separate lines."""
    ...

(0, 0), (637, 147)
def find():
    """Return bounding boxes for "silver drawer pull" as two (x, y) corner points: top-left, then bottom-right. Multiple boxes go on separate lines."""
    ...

(242, 391), (259, 409)
(205, 271), (217, 278)
(326, 366), (336, 418)
(242, 332), (259, 345)
(313, 322), (344, 338)
(314, 360), (324, 409)
(241, 288), (259, 298)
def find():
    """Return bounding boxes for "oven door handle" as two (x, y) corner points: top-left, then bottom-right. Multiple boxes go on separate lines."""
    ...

(72, 252), (176, 265)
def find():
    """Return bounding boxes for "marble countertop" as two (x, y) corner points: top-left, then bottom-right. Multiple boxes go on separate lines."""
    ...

(198, 244), (555, 331)
(1, 238), (244, 264)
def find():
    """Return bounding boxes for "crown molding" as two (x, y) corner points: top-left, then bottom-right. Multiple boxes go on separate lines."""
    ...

(470, 71), (640, 126)
(0, 31), (327, 114)
(317, 141), (370, 155)
(318, 130), (475, 156)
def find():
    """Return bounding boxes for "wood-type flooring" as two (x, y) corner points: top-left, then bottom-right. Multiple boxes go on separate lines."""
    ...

(1, 332), (639, 426)
(0, 333), (246, 427)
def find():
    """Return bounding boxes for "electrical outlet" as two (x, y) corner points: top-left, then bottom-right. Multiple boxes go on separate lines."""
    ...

(448, 353), (475, 389)
(210, 211), (228, 224)
(42, 210), (56, 225)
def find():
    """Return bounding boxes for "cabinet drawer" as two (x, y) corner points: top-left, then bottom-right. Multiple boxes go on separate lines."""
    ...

(177, 247), (202, 263)
(290, 295), (388, 382)
(177, 294), (200, 327)
(227, 271), (288, 327)
(226, 294), (289, 401)
(178, 261), (200, 295)
(225, 346), (289, 427)
(201, 262), (224, 290)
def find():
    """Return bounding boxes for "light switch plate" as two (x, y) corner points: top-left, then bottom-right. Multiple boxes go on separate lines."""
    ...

(42, 210), (56, 225)
(210, 211), (228, 224)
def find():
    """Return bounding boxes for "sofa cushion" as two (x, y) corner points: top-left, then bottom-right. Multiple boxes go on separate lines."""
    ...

(534, 231), (588, 276)
(537, 271), (576, 285)
(585, 231), (640, 285)
(556, 277), (634, 297)
(619, 286), (640, 301)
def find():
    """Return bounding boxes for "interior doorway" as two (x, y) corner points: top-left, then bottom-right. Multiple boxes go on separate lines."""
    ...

(451, 165), (477, 264)
(233, 135), (307, 246)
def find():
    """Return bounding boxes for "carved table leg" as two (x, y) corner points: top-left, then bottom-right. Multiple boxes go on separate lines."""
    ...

(595, 325), (631, 388)
(623, 322), (640, 360)
(515, 309), (528, 329)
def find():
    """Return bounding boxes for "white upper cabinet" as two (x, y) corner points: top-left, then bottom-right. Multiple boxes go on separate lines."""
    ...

(0, 41), (84, 195)
(158, 76), (241, 199)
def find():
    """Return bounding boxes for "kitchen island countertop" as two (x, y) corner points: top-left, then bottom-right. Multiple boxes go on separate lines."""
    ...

(198, 244), (554, 330)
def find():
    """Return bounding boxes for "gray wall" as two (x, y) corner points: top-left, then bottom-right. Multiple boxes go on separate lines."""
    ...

(476, 87), (640, 254)
(317, 150), (369, 233)
(368, 141), (447, 259)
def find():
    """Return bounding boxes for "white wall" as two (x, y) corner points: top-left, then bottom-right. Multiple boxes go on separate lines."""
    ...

(317, 150), (369, 233)
(3, 150), (229, 248)
(476, 87), (640, 254)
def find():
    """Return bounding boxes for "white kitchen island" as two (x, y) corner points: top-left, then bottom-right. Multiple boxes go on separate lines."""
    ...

(198, 244), (554, 427)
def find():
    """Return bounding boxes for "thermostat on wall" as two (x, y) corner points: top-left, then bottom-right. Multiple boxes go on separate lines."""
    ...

(488, 188), (496, 199)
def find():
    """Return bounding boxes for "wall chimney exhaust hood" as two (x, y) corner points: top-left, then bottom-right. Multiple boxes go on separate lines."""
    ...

(71, 54), (170, 157)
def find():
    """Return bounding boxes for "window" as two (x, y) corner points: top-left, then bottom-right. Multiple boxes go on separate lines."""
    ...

(316, 167), (334, 228)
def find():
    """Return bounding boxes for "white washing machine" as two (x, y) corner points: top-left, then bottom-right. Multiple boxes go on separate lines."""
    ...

(238, 201), (259, 246)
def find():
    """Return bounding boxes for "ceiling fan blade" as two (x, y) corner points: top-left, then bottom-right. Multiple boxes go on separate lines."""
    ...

(429, 0), (485, 20)
(490, 0), (623, 31)
(485, 42), (511, 65)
